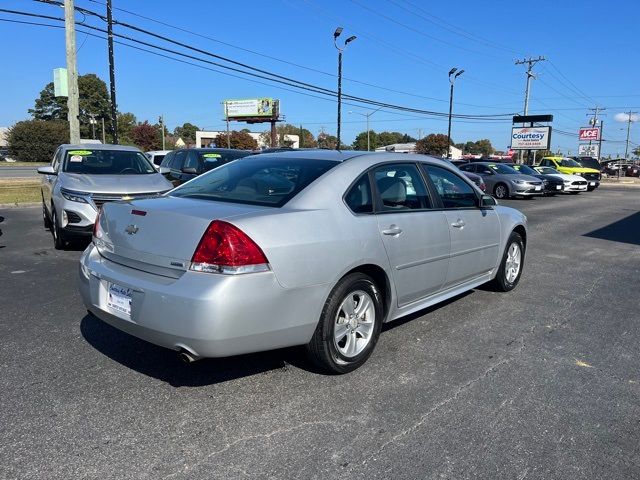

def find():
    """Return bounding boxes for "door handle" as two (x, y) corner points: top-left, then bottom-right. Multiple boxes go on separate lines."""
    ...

(382, 225), (403, 236)
(451, 219), (466, 228)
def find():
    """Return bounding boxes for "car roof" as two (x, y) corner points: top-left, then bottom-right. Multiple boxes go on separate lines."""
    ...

(146, 150), (172, 155)
(250, 149), (369, 162)
(60, 143), (142, 152)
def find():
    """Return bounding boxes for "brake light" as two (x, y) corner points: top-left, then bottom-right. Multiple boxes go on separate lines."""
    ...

(190, 220), (269, 274)
(93, 208), (103, 240)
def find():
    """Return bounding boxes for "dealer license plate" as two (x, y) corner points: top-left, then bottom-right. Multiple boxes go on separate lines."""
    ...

(556, 185), (561, 190)
(107, 283), (132, 317)
(590, 182), (595, 186)
(535, 186), (541, 191)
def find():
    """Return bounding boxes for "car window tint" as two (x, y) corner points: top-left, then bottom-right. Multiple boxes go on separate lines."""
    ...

(160, 152), (173, 168)
(426, 165), (477, 209)
(459, 163), (474, 172)
(172, 150), (186, 170)
(152, 154), (165, 166)
(373, 163), (431, 211)
(170, 158), (338, 207)
(345, 174), (373, 214)
(184, 151), (199, 170)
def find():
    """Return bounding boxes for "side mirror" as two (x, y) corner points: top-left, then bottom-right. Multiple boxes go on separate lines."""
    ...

(181, 167), (198, 175)
(480, 194), (497, 207)
(37, 166), (56, 175)
(158, 166), (170, 174)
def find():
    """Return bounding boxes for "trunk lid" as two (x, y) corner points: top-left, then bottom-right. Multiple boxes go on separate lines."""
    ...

(97, 196), (269, 276)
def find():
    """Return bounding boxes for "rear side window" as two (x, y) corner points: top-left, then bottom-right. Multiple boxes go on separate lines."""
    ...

(171, 150), (187, 170)
(170, 158), (338, 207)
(373, 163), (432, 211)
(152, 154), (165, 166)
(160, 152), (173, 168)
(425, 165), (478, 209)
(345, 175), (373, 214)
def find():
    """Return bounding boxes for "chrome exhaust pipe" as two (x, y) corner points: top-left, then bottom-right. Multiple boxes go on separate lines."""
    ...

(178, 349), (200, 364)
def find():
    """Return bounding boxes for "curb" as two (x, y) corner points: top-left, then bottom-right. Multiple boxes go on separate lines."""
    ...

(0, 202), (40, 209)
(600, 182), (640, 188)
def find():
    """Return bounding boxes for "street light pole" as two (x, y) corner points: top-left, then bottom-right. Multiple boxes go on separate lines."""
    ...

(447, 68), (464, 158)
(349, 106), (383, 151)
(333, 27), (356, 150)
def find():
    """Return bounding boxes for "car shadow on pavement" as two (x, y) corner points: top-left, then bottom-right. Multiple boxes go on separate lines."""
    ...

(381, 291), (473, 332)
(80, 313), (316, 387)
(583, 211), (640, 246)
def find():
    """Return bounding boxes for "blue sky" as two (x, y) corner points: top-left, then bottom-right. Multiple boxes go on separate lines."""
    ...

(1, 0), (639, 155)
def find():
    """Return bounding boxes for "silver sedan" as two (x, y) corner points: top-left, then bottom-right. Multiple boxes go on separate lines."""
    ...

(79, 151), (527, 373)
(459, 162), (544, 199)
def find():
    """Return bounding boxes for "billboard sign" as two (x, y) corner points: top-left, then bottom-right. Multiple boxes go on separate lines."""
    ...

(224, 98), (275, 118)
(511, 126), (551, 150)
(578, 144), (599, 157)
(578, 127), (600, 142)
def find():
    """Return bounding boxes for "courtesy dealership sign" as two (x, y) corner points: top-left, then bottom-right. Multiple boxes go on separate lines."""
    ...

(511, 126), (551, 150)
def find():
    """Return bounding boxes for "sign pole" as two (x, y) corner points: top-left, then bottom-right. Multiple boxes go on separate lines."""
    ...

(597, 121), (604, 163)
(225, 102), (230, 149)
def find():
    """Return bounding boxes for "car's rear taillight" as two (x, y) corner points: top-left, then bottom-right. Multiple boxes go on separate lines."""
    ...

(93, 208), (103, 241)
(190, 220), (269, 274)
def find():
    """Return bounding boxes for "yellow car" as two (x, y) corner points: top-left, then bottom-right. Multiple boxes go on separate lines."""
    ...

(538, 157), (600, 191)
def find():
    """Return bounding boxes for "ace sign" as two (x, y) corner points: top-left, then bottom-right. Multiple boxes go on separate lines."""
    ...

(579, 127), (601, 142)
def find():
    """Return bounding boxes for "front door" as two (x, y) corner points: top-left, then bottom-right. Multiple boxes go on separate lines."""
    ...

(373, 163), (451, 306)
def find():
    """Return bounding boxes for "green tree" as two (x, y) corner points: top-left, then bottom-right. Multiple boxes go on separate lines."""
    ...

(29, 73), (113, 140)
(474, 139), (494, 157)
(377, 131), (409, 147)
(352, 130), (379, 150)
(317, 132), (338, 149)
(633, 146), (640, 157)
(173, 122), (200, 143)
(276, 124), (316, 148)
(415, 133), (451, 156)
(117, 112), (137, 145)
(131, 121), (162, 151)
(215, 130), (258, 150)
(7, 120), (70, 163)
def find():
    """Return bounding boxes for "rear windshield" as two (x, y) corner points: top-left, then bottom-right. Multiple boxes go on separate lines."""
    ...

(63, 149), (156, 174)
(169, 157), (339, 207)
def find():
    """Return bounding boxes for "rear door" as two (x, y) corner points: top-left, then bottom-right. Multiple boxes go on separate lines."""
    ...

(372, 163), (450, 306)
(424, 164), (500, 288)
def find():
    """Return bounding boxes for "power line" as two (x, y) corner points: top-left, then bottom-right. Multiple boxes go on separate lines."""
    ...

(18, 5), (516, 120)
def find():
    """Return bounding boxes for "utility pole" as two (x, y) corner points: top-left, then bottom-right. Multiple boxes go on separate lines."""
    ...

(159, 115), (166, 150)
(624, 111), (637, 160)
(587, 107), (606, 159)
(64, 0), (80, 144)
(224, 101), (231, 148)
(106, 0), (118, 144)
(101, 117), (106, 143)
(299, 124), (303, 148)
(515, 56), (545, 163)
(597, 120), (604, 163)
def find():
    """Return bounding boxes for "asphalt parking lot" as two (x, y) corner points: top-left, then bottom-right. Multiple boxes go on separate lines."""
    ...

(1, 187), (639, 480)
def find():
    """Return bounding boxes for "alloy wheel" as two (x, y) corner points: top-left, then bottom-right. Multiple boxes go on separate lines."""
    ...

(333, 290), (376, 358)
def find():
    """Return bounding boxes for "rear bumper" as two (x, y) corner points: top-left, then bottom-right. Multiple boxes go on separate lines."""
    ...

(78, 244), (327, 358)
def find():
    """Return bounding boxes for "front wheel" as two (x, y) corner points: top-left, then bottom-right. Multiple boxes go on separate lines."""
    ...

(306, 273), (383, 374)
(51, 209), (65, 250)
(493, 183), (509, 199)
(42, 201), (52, 229)
(491, 232), (525, 292)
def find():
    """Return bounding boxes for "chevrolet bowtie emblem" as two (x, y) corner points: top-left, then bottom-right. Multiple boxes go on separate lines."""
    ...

(125, 224), (139, 235)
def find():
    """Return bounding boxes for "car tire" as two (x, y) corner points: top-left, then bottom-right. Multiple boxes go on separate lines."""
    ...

(587, 186), (596, 192)
(493, 183), (509, 199)
(42, 200), (52, 230)
(491, 231), (525, 292)
(306, 272), (383, 374)
(51, 208), (65, 250)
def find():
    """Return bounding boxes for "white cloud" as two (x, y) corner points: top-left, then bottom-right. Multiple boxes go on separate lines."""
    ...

(614, 112), (639, 122)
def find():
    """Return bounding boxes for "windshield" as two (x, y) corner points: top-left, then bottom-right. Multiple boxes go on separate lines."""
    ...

(170, 157), (339, 207)
(559, 158), (581, 167)
(512, 165), (538, 175)
(577, 157), (600, 169)
(537, 167), (559, 175)
(487, 163), (518, 175)
(63, 149), (156, 174)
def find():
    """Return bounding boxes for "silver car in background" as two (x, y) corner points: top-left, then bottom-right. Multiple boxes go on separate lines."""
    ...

(38, 144), (173, 249)
(459, 161), (544, 199)
(79, 151), (528, 373)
